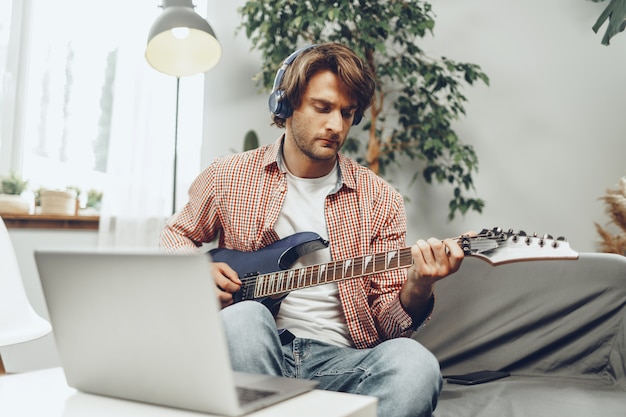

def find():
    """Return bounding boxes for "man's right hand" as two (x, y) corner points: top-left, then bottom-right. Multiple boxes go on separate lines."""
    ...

(211, 262), (242, 309)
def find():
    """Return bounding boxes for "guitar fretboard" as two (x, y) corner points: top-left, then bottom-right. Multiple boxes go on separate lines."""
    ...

(253, 247), (414, 298)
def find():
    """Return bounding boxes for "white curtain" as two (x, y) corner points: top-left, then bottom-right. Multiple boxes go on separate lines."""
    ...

(1, 0), (204, 248)
(97, 3), (203, 249)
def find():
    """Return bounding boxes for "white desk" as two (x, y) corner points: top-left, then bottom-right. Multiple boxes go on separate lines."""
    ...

(0, 367), (377, 417)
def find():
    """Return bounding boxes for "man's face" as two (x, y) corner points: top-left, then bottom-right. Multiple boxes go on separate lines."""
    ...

(287, 69), (358, 163)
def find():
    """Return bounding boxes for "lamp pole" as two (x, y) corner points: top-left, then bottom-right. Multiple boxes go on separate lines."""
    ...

(172, 76), (180, 214)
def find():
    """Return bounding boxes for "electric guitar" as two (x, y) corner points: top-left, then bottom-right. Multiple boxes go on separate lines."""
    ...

(209, 227), (579, 308)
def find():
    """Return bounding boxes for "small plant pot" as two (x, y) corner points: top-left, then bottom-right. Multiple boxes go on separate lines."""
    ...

(0, 194), (30, 215)
(40, 190), (78, 216)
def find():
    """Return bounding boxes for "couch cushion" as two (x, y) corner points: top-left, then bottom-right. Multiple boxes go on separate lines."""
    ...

(435, 375), (625, 417)
(414, 253), (626, 383)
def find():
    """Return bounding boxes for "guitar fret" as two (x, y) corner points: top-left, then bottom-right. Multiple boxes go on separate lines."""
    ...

(335, 260), (344, 281)
(271, 272), (280, 294)
(278, 271), (285, 292)
(322, 263), (330, 284)
(307, 265), (315, 287)
(285, 270), (294, 292)
(268, 273), (277, 294)
(298, 268), (306, 288)
(399, 248), (413, 268)
(354, 256), (364, 277)
(387, 250), (398, 269)
(328, 261), (338, 283)
(373, 253), (380, 272)
(318, 264), (326, 285)
(255, 274), (266, 297)
(363, 255), (373, 275)
(344, 259), (353, 278)
(326, 261), (333, 283)
(304, 266), (313, 287)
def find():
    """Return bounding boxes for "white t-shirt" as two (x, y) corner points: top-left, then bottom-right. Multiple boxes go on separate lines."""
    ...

(273, 163), (353, 347)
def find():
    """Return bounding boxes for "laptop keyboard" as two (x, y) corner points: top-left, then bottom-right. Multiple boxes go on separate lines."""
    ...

(236, 386), (277, 405)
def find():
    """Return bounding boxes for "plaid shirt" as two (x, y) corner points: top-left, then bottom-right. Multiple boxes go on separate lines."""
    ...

(161, 137), (425, 348)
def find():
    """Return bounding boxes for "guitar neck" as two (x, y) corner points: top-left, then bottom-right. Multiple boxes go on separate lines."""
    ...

(253, 247), (414, 298)
(249, 227), (579, 299)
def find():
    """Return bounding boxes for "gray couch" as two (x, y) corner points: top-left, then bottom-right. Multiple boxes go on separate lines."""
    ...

(414, 252), (626, 417)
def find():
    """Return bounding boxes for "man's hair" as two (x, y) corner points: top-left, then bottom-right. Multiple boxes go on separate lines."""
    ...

(272, 43), (376, 128)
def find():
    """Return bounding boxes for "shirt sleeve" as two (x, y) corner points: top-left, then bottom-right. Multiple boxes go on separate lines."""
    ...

(160, 164), (221, 253)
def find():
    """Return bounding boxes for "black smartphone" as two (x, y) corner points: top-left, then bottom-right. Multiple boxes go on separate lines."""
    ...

(445, 370), (510, 385)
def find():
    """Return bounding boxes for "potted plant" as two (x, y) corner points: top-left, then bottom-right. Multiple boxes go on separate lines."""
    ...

(595, 177), (626, 255)
(0, 172), (30, 215)
(86, 189), (103, 211)
(238, 0), (489, 219)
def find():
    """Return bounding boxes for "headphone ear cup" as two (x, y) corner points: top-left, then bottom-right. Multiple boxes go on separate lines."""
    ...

(268, 45), (317, 120)
(268, 89), (293, 119)
(352, 113), (362, 126)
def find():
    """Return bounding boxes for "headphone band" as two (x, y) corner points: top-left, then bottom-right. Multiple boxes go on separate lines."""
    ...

(270, 45), (317, 93)
(268, 44), (363, 126)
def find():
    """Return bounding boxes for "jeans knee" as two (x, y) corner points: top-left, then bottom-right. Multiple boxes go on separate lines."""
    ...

(221, 301), (276, 332)
(384, 338), (442, 390)
(365, 339), (441, 417)
(220, 301), (282, 374)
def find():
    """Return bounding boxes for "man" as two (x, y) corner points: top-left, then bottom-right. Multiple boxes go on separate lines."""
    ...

(161, 42), (464, 417)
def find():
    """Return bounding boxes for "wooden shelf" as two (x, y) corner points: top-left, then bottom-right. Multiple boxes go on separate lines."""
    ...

(1, 213), (99, 230)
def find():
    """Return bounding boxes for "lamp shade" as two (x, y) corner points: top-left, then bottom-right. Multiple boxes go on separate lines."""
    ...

(0, 217), (51, 347)
(145, 0), (222, 77)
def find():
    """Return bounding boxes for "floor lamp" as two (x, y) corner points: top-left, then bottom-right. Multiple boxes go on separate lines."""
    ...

(145, 0), (222, 214)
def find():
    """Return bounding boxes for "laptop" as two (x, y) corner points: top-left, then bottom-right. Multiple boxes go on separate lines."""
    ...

(34, 249), (318, 416)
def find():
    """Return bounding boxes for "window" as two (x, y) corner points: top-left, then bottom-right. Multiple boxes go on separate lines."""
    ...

(0, 0), (204, 210)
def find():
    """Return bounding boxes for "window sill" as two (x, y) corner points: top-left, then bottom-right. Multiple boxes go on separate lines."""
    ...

(1, 213), (100, 230)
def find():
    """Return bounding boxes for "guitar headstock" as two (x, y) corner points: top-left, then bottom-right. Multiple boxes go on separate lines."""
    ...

(459, 227), (579, 265)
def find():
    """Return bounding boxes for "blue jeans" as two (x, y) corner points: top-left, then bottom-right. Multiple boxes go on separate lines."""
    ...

(221, 301), (443, 417)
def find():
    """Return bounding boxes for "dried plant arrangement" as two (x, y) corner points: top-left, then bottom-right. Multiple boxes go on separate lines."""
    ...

(595, 177), (626, 255)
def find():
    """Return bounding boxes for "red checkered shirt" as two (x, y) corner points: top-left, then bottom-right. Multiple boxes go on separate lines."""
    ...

(160, 137), (426, 348)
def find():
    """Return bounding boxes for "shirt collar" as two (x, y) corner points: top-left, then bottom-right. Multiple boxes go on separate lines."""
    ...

(264, 135), (357, 193)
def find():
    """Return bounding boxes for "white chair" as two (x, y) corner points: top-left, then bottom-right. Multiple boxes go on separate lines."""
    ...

(0, 216), (51, 373)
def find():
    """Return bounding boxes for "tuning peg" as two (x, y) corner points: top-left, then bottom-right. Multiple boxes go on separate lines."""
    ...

(557, 236), (567, 241)
(518, 230), (527, 236)
(543, 234), (553, 240)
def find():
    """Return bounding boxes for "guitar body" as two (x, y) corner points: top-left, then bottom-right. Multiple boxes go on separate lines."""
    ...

(208, 232), (329, 305)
